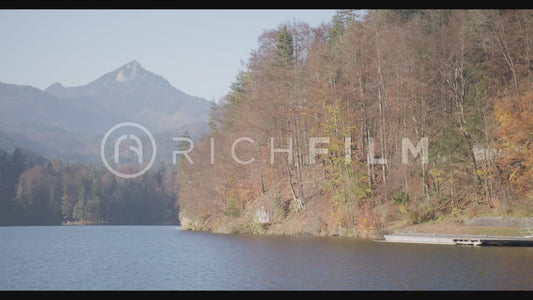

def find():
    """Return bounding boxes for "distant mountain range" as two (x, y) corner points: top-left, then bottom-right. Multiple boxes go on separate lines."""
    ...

(0, 60), (211, 162)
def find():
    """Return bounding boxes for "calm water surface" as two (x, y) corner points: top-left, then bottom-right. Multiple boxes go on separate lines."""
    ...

(1, 225), (532, 290)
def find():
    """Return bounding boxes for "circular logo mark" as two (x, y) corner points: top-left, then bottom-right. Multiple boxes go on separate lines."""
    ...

(100, 122), (156, 179)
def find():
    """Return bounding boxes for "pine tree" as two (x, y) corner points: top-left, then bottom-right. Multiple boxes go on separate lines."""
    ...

(274, 25), (294, 69)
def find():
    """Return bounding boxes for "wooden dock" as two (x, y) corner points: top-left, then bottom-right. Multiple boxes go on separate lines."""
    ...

(381, 233), (533, 247)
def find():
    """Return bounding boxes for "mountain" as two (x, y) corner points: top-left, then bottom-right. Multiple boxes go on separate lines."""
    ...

(0, 82), (120, 135)
(44, 60), (210, 132)
(0, 127), (43, 154)
(0, 60), (210, 162)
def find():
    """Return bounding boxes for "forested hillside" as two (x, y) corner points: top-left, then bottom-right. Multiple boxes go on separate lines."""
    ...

(177, 10), (533, 237)
(0, 147), (178, 225)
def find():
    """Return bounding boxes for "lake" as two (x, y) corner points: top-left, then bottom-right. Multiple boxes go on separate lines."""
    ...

(1, 225), (532, 290)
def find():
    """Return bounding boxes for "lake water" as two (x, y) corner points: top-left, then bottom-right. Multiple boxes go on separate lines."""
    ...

(1, 225), (532, 290)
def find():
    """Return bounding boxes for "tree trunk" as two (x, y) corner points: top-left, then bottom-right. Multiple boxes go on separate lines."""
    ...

(375, 29), (388, 188)
(283, 152), (304, 211)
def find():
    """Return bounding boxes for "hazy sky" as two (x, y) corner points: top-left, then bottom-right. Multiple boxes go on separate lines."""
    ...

(0, 9), (337, 101)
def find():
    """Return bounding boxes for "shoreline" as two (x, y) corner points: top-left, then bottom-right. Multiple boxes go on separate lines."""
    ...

(390, 217), (533, 238)
(381, 232), (533, 246)
(180, 215), (533, 242)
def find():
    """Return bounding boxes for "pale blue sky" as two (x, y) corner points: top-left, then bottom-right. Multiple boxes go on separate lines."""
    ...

(0, 9), (337, 101)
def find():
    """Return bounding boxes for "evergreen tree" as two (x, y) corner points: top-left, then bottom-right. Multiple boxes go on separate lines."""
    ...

(274, 25), (294, 69)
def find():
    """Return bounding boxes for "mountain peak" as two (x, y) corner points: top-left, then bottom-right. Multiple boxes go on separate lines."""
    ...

(126, 60), (141, 69)
(44, 82), (66, 95)
(115, 60), (143, 83)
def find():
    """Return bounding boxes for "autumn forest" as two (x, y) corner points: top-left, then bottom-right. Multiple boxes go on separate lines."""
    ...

(177, 10), (533, 237)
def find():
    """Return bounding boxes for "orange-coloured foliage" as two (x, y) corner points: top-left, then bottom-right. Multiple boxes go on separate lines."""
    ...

(495, 90), (533, 194)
